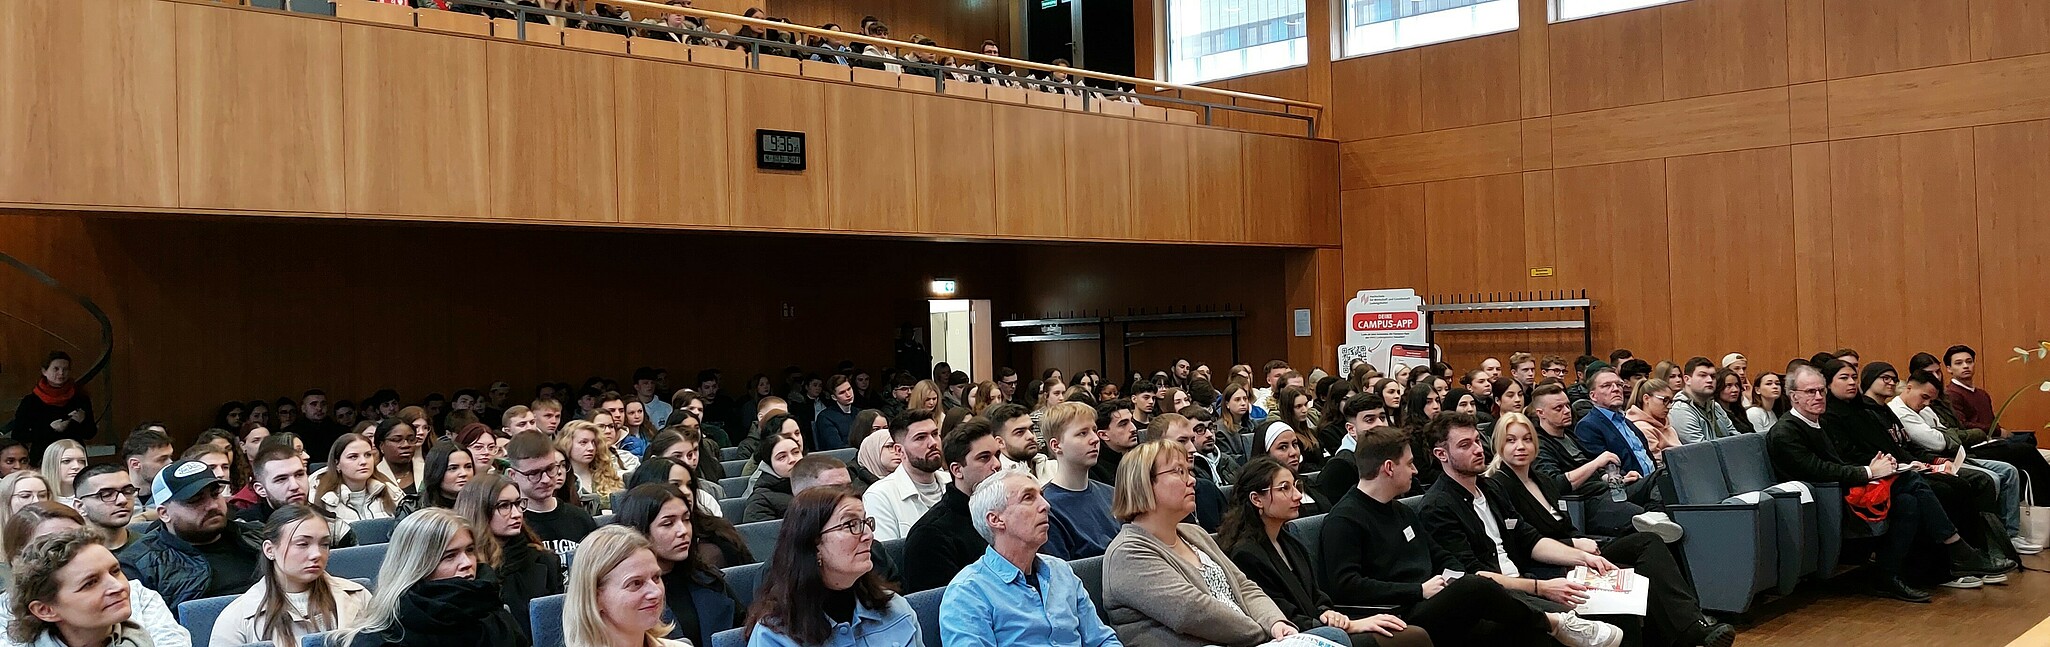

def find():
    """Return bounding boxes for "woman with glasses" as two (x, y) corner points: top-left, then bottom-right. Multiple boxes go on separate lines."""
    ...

(457, 423), (504, 475)
(616, 484), (744, 646)
(329, 508), (528, 647)
(1221, 458), (1425, 647)
(1624, 380), (1680, 470)
(313, 434), (403, 523)
(212, 504), (373, 647)
(744, 485), (916, 647)
(1103, 440), (1348, 647)
(454, 473), (563, 641)
(381, 413), (429, 494)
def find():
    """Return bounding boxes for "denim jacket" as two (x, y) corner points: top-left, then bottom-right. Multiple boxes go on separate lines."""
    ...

(744, 592), (919, 647)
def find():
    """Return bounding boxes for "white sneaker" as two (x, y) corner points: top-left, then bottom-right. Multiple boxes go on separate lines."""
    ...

(1982, 571), (2010, 584)
(1632, 511), (1685, 543)
(1551, 611), (1625, 647)
(1940, 576), (1983, 589)
(2012, 537), (2043, 555)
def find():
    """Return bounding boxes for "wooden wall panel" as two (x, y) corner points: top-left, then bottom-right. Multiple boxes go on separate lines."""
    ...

(1823, 0), (1970, 78)
(1342, 121), (1522, 188)
(614, 59), (731, 227)
(1550, 87), (1790, 167)
(1244, 136), (1339, 245)
(827, 84), (918, 232)
(1822, 130), (1982, 366)
(1787, 0), (1828, 82)
(177, 5), (345, 214)
(342, 25), (490, 219)
(0, 0), (177, 208)
(1973, 121), (2050, 426)
(1548, 7), (1664, 113)
(1425, 174), (1526, 293)
(1658, 0), (1788, 99)
(992, 105), (1068, 239)
(1522, 170), (1558, 289)
(1789, 142), (1838, 353)
(726, 74), (829, 229)
(1186, 127), (1248, 242)
(1663, 148), (1799, 364)
(1128, 121), (1193, 242)
(1329, 50), (1423, 142)
(1065, 114), (1133, 240)
(1518, 0), (1552, 117)
(1826, 53), (2050, 140)
(1418, 33), (1522, 131)
(488, 42), (618, 222)
(1550, 161), (1673, 361)
(913, 98), (997, 236)
(1341, 185), (1428, 293)
(1971, 0), (2050, 60)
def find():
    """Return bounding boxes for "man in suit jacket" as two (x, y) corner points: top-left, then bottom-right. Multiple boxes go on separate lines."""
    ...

(1420, 413), (1734, 647)
(1768, 364), (2009, 603)
(1571, 369), (1655, 478)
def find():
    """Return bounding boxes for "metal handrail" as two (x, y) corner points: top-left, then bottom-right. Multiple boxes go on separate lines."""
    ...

(441, 0), (1318, 133)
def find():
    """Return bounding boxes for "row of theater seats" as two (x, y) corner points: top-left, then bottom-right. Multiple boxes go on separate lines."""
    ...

(1661, 432), (1846, 613)
(302, 0), (1204, 124)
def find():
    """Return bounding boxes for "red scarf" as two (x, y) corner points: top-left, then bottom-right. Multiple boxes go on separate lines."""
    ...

(32, 378), (77, 407)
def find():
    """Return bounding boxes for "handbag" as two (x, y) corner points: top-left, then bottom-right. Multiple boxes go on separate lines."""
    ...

(2020, 470), (2050, 548)
(1845, 474), (1895, 523)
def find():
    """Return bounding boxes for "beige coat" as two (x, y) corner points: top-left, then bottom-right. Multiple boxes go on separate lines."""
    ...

(210, 575), (373, 647)
(1103, 523), (1290, 647)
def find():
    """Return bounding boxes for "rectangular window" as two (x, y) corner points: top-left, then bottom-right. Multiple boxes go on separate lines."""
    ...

(1167, 0), (1309, 84)
(1552, 0), (1681, 22)
(1341, 0), (1517, 58)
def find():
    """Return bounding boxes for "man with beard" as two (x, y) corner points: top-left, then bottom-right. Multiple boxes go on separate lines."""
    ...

(865, 408), (950, 541)
(119, 459), (265, 608)
(1182, 406), (1239, 487)
(1088, 400), (1140, 485)
(903, 419), (1007, 592)
(985, 403), (1045, 477)
(282, 389), (349, 461)
(72, 465), (139, 552)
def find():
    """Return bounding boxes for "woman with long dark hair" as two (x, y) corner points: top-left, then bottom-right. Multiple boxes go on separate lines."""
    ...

(1220, 458), (1423, 647)
(407, 441), (475, 513)
(1714, 369), (1755, 435)
(744, 486), (917, 647)
(1272, 386), (1325, 473)
(213, 504), (373, 646)
(616, 484), (745, 646)
(454, 474), (561, 641)
(1398, 387), (1442, 495)
(1746, 372), (1788, 432)
(215, 401), (248, 433)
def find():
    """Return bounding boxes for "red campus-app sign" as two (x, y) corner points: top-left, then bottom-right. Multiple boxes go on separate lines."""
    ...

(1352, 311), (1419, 332)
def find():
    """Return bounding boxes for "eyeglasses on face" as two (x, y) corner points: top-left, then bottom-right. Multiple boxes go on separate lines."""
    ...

(493, 499), (523, 513)
(1153, 465), (1193, 480)
(823, 516), (878, 537)
(80, 486), (140, 503)
(510, 463), (567, 479)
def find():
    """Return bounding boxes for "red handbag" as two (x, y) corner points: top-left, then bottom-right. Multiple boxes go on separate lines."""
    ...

(1845, 474), (1895, 522)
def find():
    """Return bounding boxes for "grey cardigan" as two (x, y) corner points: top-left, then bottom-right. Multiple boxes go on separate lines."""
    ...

(1103, 522), (1291, 647)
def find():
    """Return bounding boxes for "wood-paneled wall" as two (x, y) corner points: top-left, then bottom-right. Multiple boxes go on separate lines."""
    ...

(0, 0), (1336, 250)
(1303, 0), (2050, 423)
(0, 214), (1289, 444)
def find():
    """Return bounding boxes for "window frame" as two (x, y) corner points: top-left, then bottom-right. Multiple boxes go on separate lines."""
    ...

(1163, 0), (1314, 85)
(1333, 0), (1520, 61)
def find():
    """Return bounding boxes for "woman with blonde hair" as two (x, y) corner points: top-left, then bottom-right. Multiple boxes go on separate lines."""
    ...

(328, 508), (526, 647)
(906, 380), (943, 413)
(0, 471), (54, 566)
(559, 420), (624, 512)
(563, 526), (690, 647)
(5, 530), (154, 647)
(1625, 379), (1681, 468)
(38, 439), (87, 499)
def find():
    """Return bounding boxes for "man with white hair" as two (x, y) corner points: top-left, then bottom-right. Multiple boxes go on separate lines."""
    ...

(939, 468), (1121, 647)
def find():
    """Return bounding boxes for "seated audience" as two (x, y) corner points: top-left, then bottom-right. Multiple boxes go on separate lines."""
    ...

(122, 429), (175, 514)
(852, 415), (901, 490)
(121, 458), (268, 608)
(902, 418), (1004, 592)
(743, 429), (806, 523)
(1572, 369), (1655, 480)
(1314, 394), (1386, 507)
(986, 403), (1048, 478)
(1939, 345), (2050, 507)
(1146, 413), (1228, 528)
(744, 486), (918, 647)
(455, 473), (562, 638)
(561, 420), (625, 513)
(1101, 440), (1350, 647)
(863, 409), (948, 541)
(813, 375), (859, 451)
(7, 530), (166, 647)
(1623, 379), (1680, 469)
(0, 502), (188, 647)
(615, 484), (745, 646)
(406, 441), (475, 513)
(1746, 372), (1788, 434)
(1252, 419), (1322, 517)
(212, 504), (373, 647)
(1769, 363), (2010, 602)
(284, 389), (350, 462)
(1890, 370), (2036, 554)
(504, 431), (598, 570)
(0, 471), (54, 572)
(1088, 400), (1140, 485)
(1040, 402), (1120, 560)
(650, 428), (727, 500)
(70, 465), (140, 553)
(1319, 427), (1619, 646)
(939, 469), (1120, 647)
(563, 526), (692, 647)
(458, 422), (504, 475)
(1185, 406), (1240, 487)
(1668, 358), (1739, 444)
(1716, 369), (1754, 435)
(1220, 458), (1426, 647)
(41, 440), (87, 500)
(332, 508), (529, 647)
(313, 434), (403, 523)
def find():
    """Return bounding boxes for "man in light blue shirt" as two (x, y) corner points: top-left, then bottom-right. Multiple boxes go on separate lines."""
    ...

(1572, 368), (1655, 475)
(941, 469), (1121, 647)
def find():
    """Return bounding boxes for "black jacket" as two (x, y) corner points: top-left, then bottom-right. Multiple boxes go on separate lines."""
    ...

(1318, 488), (1451, 612)
(343, 578), (530, 647)
(1822, 395), (1937, 464)
(1225, 529), (1340, 630)
(1417, 474), (1544, 577)
(1535, 427), (1604, 498)
(1767, 413), (1870, 487)
(901, 486), (987, 592)
(284, 418), (351, 462)
(742, 470), (793, 523)
(1317, 450), (1359, 509)
(487, 539), (564, 639)
(1484, 469), (1577, 542)
(13, 390), (98, 457)
(1089, 443), (1125, 485)
(664, 567), (743, 647)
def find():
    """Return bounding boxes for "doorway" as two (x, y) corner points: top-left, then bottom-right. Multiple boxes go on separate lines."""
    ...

(928, 299), (994, 382)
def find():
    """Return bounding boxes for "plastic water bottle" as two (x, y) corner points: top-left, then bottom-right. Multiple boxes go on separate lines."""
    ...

(1605, 463), (1627, 502)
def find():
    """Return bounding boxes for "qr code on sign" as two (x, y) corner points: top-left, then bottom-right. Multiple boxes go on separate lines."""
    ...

(1337, 344), (1374, 378)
